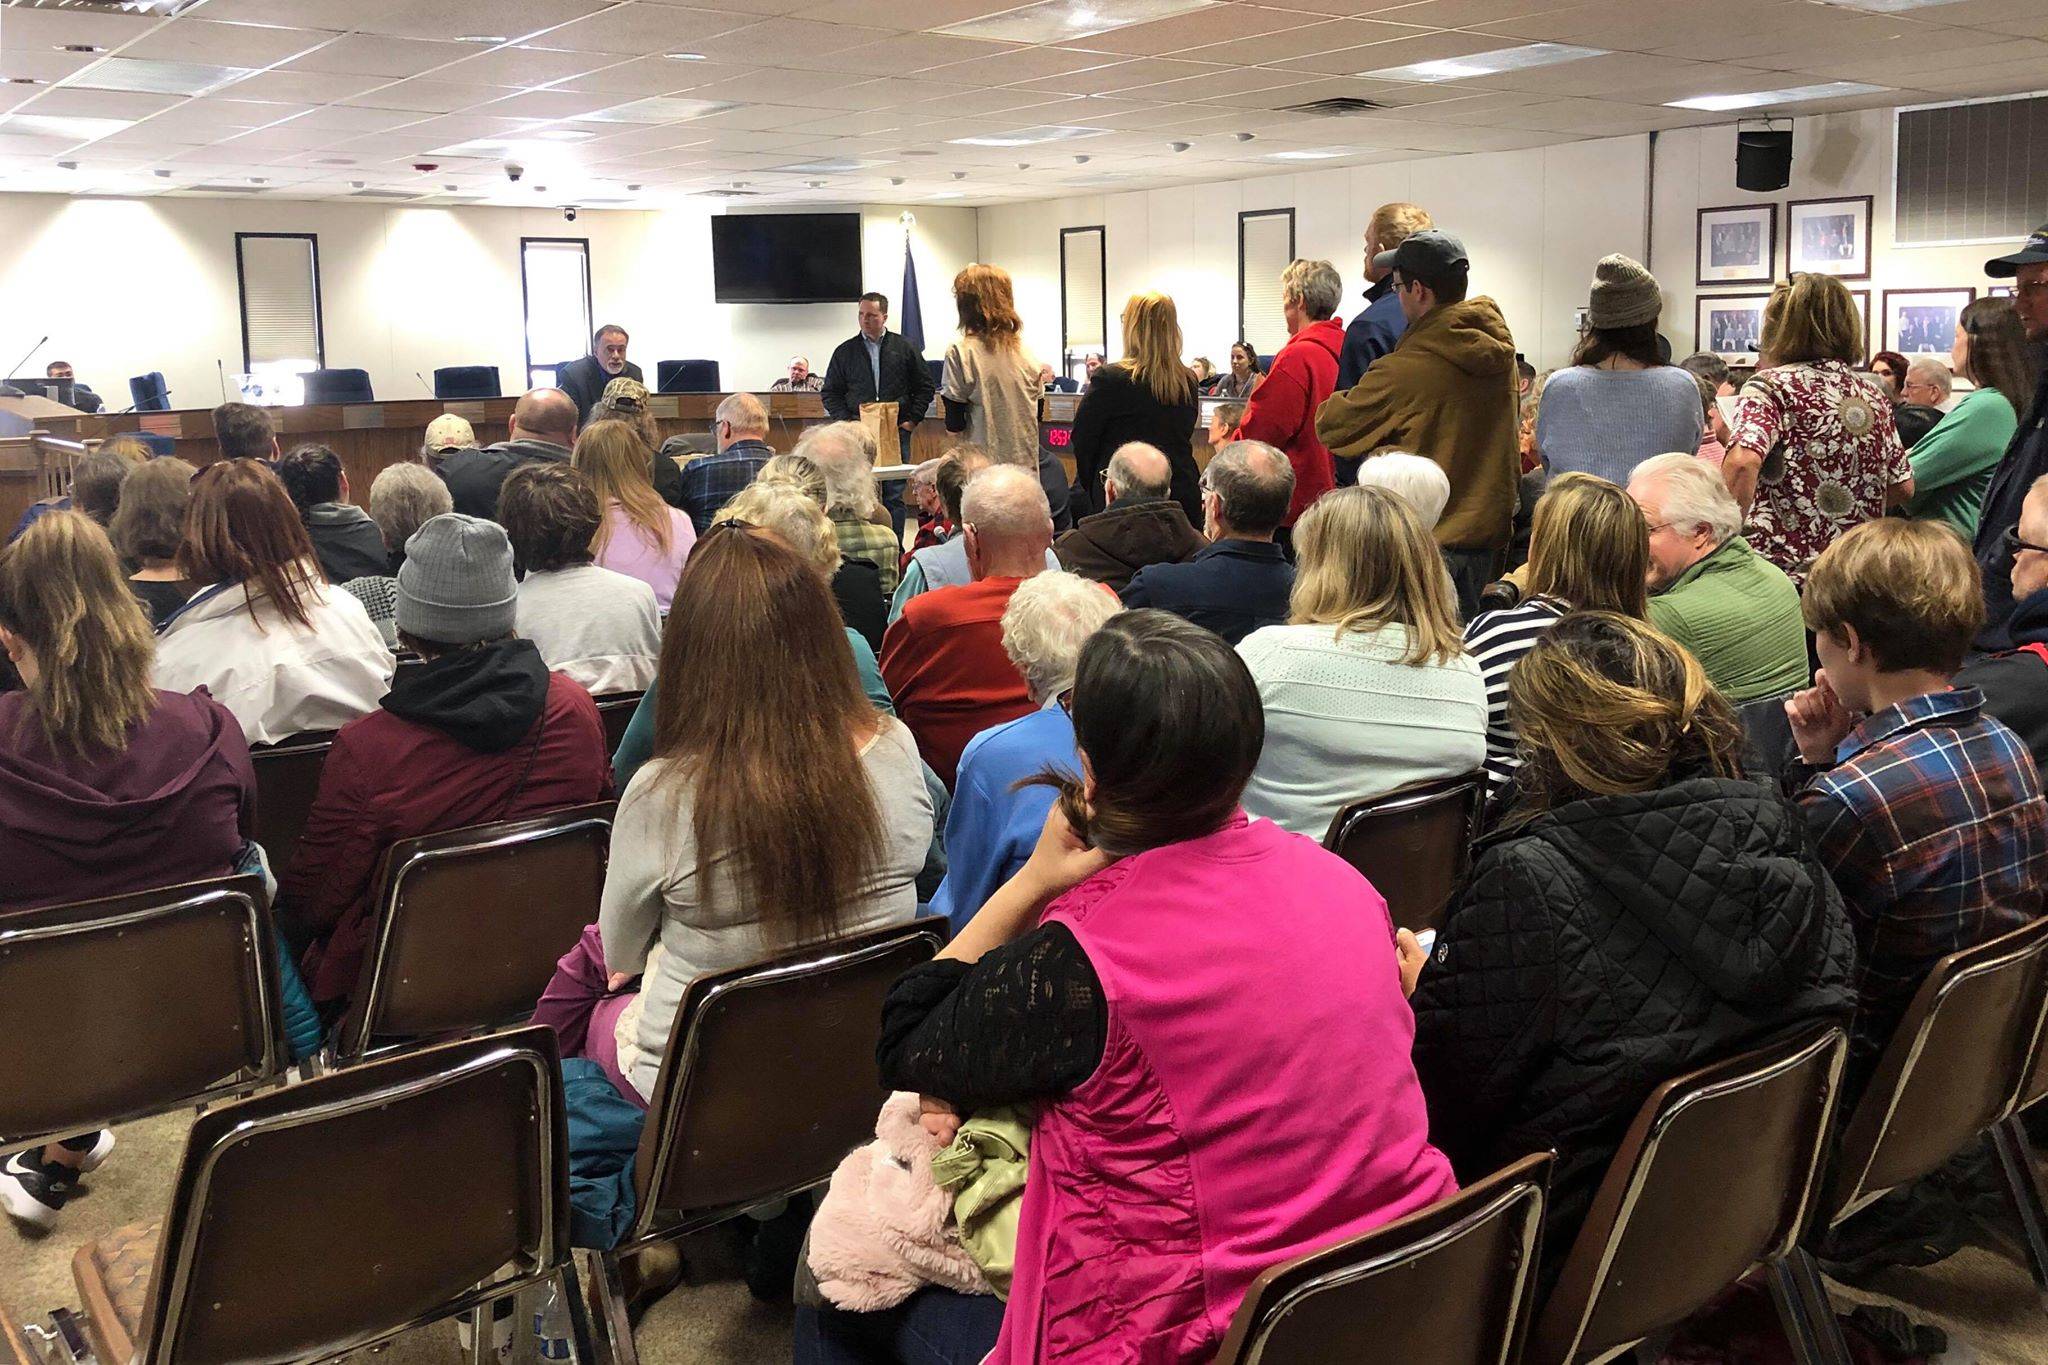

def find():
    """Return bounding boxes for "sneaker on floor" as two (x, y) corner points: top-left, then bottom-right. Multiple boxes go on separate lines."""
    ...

(58, 1130), (115, 1174)
(0, 1151), (77, 1232)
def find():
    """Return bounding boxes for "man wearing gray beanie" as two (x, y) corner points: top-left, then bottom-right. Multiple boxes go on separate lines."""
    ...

(272, 510), (613, 1011)
(1529, 252), (1705, 488)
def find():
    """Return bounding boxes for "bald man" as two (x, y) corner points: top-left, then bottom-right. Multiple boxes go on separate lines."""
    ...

(1054, 440), (1206, 594)
(438, 387), (580, 521)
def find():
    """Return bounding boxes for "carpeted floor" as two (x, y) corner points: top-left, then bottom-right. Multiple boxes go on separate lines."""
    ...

(7, 1109), (2048, 1363)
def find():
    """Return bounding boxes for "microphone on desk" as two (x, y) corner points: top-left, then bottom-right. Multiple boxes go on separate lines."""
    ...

(416, 371), (432, 397)
(4, 335), (49, 387)
(217, 359), (228, 404)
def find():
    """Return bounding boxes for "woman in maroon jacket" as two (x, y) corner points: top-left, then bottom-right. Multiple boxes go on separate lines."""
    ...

(1232, 259), (1345, 540)
(275, 513), (613, 1010)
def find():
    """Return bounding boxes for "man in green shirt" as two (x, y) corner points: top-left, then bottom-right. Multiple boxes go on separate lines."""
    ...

(1902, 383), (2020, 541)
(1628, 452), (1809, 703)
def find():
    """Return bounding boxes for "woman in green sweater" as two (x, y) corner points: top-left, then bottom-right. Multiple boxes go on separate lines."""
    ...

(1904, 296), (2034, 539)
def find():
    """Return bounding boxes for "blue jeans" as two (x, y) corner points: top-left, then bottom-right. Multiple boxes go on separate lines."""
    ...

(793, 1289), (1004, 1365)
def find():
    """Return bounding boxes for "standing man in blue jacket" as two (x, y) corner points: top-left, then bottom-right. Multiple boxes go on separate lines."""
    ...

(822, 291), (937, 539)
(1335, 203), (1433, 483)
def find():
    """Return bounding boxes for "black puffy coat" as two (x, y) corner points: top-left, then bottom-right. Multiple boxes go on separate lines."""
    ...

(1410, 773), (1856, 1274)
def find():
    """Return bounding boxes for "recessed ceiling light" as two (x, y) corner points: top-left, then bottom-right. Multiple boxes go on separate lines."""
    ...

(1360, 42), (1608, 82)
(153, 168), (172, 178)
(445, 182), (459, 191)
(55, 44), (105, 54)
(1269, 147), (1354, 160)
(579, 96), (737, 124)
(937, 0), (1216, 43)
(664, 52), (707, 60)
(1665, 80), (1889, 111)
(534, 128), (595, 141)
(69, 57), (255, 97)
(56, 160), (79, 171)
(1168, 140), (1190, 152)
(950, 125), (1102, 147)
(2, 113), (134, 141)
(455, 35), (508, 44)
(248, 176), (267, 184)
(932, 191), (964, 199)
(6, 77), (45, 86)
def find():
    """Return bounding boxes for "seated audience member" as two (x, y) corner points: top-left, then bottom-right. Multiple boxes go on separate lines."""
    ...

(1785, 518), (2048, 1086)
(880, 465), (1051, 786)
(501, 463), (661, 697)
(0, 513), (258, 1229)
(276, 513), (613, 1010)
(533, 527), (930, 1115)
(1206, 400), (1245, 451)
(760, 452), (889, 651)
(154, 460), (394, 746)
(420, 412), (477, 471)
(894, 448), (1060, 623)
(1214, 341), (1260, 400)
(213, 401), (280, 462)
(1893, 401), (1946, 451)
(1902, 297), (2032, 540)
(1870, 349), (1910, 402)
(1053, 441), (1205, 593)
(1955, 475), (2048, 760)
(903, 457), (950, 556)
(1122, 439), (1296, 645)
(1466, 473), (1648, 800)
(612, 480), (898, 791)
(1517, 378), (1544, 474)
(801, 421), (902, 596)
(1191, 356), (1215, 390)
(1237, 486), (1486, 837)
(110, 456), (198, 626)
(340, 462), (454, 645)
(9, 446), (138, 543)
(930, 572), (1119, 931)
(1900, 357), (1952, 412)
(680, 391), (775, 533)
(847, 611), (1458, 1362)
(1627, 452), (1807, 704)
(1688, 372), (1726, 466)
(1353, 450), (1451, 528)
(771, 355), (824, 393)
(590, 376), (685, 510)
(1410, 612), (1855, 1284)
(439, 387), (579, 520)
(574, 420), (696, 611)
(276, 444), (387, 585)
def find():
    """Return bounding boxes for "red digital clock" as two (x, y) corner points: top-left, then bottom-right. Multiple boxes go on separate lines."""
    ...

(1046, 426), (1072, 448)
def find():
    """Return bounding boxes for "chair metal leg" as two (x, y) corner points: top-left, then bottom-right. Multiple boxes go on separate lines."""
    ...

(1788, 1248), (1854, 1365)
(586, 1249), (639, 1365)
(1992, 1116), (2048, 1293)
(1767, 1258), (1825, 1365)
(558, 1259), (603, 1365)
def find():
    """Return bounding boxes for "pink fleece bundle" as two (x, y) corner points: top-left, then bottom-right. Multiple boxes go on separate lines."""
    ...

(806, 1091), (995, 1311)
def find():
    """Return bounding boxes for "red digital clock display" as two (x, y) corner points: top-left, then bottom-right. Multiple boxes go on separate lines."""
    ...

(1046, 426), (1073, 448)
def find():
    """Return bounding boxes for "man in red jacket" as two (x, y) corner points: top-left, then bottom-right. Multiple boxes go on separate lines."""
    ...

(275, 512), (614, 1011)
(1231, 258), (1345, 546)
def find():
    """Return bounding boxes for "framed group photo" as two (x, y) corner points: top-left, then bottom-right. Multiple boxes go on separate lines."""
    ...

(1786, 196), (1873, 279)
(1696, 292), (1771, 363)
(1697, 204), (1776, 287)
(1882, 287), (1975, 359)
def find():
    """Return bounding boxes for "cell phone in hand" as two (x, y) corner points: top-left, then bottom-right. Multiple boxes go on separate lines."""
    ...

(1413, 930), (1438, 956)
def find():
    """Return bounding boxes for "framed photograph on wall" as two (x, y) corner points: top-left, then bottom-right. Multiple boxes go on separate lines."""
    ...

(1849, 289), (1872, 360)
(1786, 196), (1873, 279)
(1883, 287), (1975, 359)
(1697, 204), (1776, 287)
(1990, 284), (2016, 298)
(1696, 292), (1772, 363)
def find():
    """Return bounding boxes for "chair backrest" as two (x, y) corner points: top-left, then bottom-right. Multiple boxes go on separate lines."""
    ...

(0, 876), (288, 1156)
(433, 365), (502, 400)
(593, 692), (642, 752)
(332, 803), (616, 1061)
(1824, 915), (2048, 1223)
(134, 432), (177, 457)
(303, 367), (375, 405)
(133, 1028), (568, 1365)
(250, 730), (336, 873)
(1527, 1023), (1848, 1365)
(656, 359), (721, 394)
(1735, 689), (1798, 784)
(128, 372), (169, 411)
(1321, 773), (1483, 934)
(1213, 1153), (1551, 1365)
(630, 919), (947, 1239)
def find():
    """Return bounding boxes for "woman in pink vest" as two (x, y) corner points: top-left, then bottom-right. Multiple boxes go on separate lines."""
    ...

(798, 609), (1458, 1364)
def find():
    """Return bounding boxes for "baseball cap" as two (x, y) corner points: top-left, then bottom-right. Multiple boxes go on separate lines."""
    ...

(1375, 229), (1470, 280)
(424, 413), (476, 451)
(601, 376), (649, 409)
(1985, 223), (2048, 277)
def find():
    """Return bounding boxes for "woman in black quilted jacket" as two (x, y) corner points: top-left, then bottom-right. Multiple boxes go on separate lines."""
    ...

(1408, 611), (1856, 1285)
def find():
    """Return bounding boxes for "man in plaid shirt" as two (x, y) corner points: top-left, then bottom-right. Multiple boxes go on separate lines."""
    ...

(677, 392), (776, 534)
(1787, 518), (2048, 1089)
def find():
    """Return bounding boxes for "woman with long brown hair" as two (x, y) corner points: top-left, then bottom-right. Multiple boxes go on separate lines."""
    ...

(109, 455), (198, 626)
(533, 525), (932, 1110)
(572, 419), (696, 610)
(1067, 291), (1203, 523)
(153, 459), (393, 745)
(1901, 295), (2035, 539)
(940, 263), (1070, 527)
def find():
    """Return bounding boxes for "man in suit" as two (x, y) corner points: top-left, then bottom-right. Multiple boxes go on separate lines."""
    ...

(821, 291), (937, 536)
(1121, 439), (1295, 646)
(554, 324), (641, 423)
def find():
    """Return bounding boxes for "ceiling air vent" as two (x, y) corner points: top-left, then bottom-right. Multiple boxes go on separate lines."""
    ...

(348, 188), (422, 199)
(4, 1), (200, 13)
(1279, 96), (1393, 116)
(181, 182), (268, 194)
(705, 188), (761, 197)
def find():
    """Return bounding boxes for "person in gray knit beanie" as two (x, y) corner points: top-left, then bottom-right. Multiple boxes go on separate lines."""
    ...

(395, 512), (518, 645)
(1587, 253), (1662, 330)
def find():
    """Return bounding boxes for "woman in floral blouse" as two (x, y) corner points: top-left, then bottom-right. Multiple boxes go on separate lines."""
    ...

(1723, 274), (1913, 585)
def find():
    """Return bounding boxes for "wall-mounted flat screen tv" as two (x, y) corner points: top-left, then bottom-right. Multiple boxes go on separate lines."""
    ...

(711, 212), (863, 304)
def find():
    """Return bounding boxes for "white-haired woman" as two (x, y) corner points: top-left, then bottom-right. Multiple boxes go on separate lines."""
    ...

(796, 420), (901, 598)
(929, 570), (1119, 930)
(339, 462), (454, 645)
(1625, 452), (1808, 704)
(1353, 451), (1451, 529)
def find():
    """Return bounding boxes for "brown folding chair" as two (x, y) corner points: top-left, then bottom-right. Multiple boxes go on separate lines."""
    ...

(69, 1027), (598, 1365)
(1322, 773), (1483, 933)
(1992, 940), (2048, 1296)
(1526, 1023), (1850, 1365)
(0, 875), (289, 1159)
(593, 692), (643, 753)
(1212, 1153), (1551, 1365)
(588, 919), (949, 1365)
(250, 729), (336, 872)
(329, 802), (616, 1065)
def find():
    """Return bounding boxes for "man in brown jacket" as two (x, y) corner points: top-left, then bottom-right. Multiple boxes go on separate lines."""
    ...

(1316, 230), (1519, 617)
(1054, 441), (1205, 594)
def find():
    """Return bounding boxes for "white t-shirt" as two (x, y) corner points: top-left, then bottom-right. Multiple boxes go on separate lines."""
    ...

(515, 564), (661, 697)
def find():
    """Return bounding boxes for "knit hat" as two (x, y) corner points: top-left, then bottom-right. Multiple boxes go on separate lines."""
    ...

(424, 413), (476, 451)
(395, 513), (517, 645)
(1587, 253), (1662, 330)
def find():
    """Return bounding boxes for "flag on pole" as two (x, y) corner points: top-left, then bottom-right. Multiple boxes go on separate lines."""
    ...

(900, 229), (925, 353)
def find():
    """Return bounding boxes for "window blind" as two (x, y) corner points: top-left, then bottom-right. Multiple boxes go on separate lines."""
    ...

(237, 234), (321, 369)
(523, 239), (592, 380)
(1061, 227), (1106, 367)
(1240, 210), (1295, 358)
(1895, 94), (2048, 246)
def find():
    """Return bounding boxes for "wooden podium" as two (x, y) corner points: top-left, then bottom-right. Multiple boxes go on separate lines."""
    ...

(0, 393), (85, 438)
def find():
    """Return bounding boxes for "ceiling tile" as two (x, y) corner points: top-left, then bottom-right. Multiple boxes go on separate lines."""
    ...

(277, 33), (471, 79)
(432, 45), (621, 87)
(784, 0), (1022, 26)
(0, 6), (164, 50)
(222, 70), (390, 103)
(1057, 5), (1333, 56)
(831, 33), (1024, 73)
(925, 44), (1127, 84)
(14, 86), (184, 120)
(346, 79), (526, 114)
(546, 55), (755, 94)
(1264, 28), (1518, 76)
(116, 19), (336, 68)
(537, 6), (767, 54)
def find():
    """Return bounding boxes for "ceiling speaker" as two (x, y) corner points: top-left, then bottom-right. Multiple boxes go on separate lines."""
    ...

(1736, 128), (1793, 192)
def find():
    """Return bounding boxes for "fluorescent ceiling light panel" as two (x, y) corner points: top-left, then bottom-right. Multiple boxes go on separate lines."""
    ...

(68, 57), (255, 96)
(1820, 0), (1963, 9)
(949, 124), (1103, 146)
(1361, 42), (1607, 82)
(776, 158), (886, 173)
(938, 0), (1217, 44)
(1268, 146), (1356, 160)
(1665, 81), (1889, 111)
(0, 113), (136, 142)
(578, 96), (737, 124)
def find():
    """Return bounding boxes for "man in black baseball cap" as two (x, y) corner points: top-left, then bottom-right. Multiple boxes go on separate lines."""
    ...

(1971, 224), (2048, 649)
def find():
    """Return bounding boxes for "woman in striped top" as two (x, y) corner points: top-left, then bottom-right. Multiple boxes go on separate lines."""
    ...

(1464, 473), (1650, 800)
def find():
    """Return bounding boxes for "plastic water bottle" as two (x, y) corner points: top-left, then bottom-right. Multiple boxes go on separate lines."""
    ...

(534, 1286), (572, 1362)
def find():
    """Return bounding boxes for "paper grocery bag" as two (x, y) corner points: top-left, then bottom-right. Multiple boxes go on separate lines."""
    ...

(859, 400), (899, 458)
